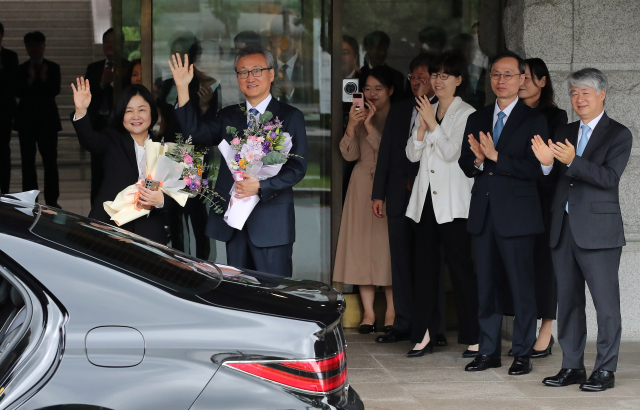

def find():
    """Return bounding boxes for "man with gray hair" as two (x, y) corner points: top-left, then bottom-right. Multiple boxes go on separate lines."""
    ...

(168, 45), (308, 277)
(532, 67), (632, 391)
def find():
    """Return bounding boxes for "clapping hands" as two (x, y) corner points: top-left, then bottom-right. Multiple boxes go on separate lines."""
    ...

(531, 136), (576, 165)
(468, 131), (498, 165)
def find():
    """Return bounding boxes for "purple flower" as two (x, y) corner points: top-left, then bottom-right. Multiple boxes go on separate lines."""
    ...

(263, 148), (270, 154)
(202, 179), (209, 185)
(234, 153), (241, 161)
(189, 182), (199, 191)
(270, 131), (276, 138)
(262, 141), (270, 148)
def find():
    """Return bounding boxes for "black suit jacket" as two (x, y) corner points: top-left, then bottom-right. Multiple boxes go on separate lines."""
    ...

(72, 113), (175, 244)
(459, 99), (548, 237)
(546, 113), (632, 249)
(85, 59), (131, 130)
(371, 98), (421, 217)
(14, 58), (62, 133)
(272, 57), (312, 106)
(0, 47), (19, 119)
(174, 98), (308, 247)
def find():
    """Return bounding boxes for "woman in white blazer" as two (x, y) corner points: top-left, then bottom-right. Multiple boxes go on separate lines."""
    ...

(404, 52), (480, 358)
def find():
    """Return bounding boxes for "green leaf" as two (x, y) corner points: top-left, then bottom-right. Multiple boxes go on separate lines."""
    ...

(260, 111), (273, 122)
(261, 151), (287, 165)
(274, 145), (285, 151)
(226, 126), (237, 135)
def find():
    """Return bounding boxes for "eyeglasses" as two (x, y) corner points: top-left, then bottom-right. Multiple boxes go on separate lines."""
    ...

(407, 73), (428, 83)
(490, 72), (522, 81)
(236, 67), (272, 79)
(430, 73), (451, 81)
(363, 86), (387, 93)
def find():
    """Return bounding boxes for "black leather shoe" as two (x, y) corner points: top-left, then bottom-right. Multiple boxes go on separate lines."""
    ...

(465, 355), (501, 371)
(542, 368), (587, 387)
(375, 329), (410, 343)
(508, 356), (533, 375)
(434, 333), (448, 346)
(383, 325), (393, 334)
(462, 349), (479, 358)
(532, 335), (555, 358)
(358, 320), (376, 334)
(406, 342), (433, 358)
(580, 369), (615, 392)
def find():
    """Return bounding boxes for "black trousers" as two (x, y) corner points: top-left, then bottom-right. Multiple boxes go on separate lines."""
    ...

(552, 216), (622, 372)
(18, 131), (59, 205)
(410, 191), (480, 345)
(90, 153), (104, 205)
(0, 118), (12, 194)
(169, 198), (211, 259)
(387, 213), (415, 333)
(474, 209), (537, 358)
(226, 228), (293, 277)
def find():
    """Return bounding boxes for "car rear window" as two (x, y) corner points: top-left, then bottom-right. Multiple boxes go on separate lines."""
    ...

(30, 207), (222, 295)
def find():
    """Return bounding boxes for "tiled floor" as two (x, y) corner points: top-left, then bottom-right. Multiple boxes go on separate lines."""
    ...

(345, 330), (640, 409)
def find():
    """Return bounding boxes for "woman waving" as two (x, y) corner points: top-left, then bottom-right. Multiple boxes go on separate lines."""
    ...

(71, 78), (172, 244)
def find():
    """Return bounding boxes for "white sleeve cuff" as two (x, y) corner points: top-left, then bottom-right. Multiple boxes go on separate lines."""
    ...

(412, 139), (426, 148)
(475, 162), (484, 171)
(73, 113), (86, 121)
(541, 163), (553, 175)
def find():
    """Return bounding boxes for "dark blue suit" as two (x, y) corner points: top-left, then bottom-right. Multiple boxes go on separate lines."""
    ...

(459, 99), (548, 358)
(174, 98), (307, 276)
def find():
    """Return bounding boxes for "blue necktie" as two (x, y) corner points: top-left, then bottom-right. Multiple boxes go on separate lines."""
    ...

(566, 124), (591, 213)
(493, 111), (506, 146)
(248, 107), (259, 125)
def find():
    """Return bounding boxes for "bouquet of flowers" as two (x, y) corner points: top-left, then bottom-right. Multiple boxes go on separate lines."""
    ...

(218, 109), (297, 230)
(103, 137), (224, 227)
(164, 134), (224, 214)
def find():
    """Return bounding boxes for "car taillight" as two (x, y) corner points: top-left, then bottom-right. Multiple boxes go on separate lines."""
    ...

(223, 350), (347, 394)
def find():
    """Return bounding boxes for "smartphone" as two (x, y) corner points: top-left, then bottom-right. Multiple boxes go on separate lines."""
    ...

(352, 92), (364, 111)
(136, 178), (160, 209)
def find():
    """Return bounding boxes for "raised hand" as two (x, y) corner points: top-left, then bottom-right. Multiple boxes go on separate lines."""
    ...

(468, 133), (485, 165)
(71, 77), (92, 117)
(479, 131), (498, 162)
(416, 95), (437, 131)
(551, 139), (576, 165)
(531, 135), (554, 166)
(363, 101), (377, 131)
(168, 53), (194, 88)
(346, 102), (367, 137)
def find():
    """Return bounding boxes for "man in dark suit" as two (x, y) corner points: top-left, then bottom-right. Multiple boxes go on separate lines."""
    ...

(268, 11), (311, 106)
(0, 22), (19, 195)
(170, 45), (307, 277)
(533, 68), (632, 392)
(14, 31), (61, 207)
(372, 53), (440, 344)
(458, 51), (548, 375)
(85, 28), (131, 204)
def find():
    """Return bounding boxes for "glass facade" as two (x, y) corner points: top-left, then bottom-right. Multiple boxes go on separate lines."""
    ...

(121, 0), (503, 285)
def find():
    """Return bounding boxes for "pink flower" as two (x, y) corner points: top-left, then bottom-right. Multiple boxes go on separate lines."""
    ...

(184, 154), (193, 164)
(264, 125), (274, 130)
(231, 138), (241, 146)
(257, 137), (265, 143)
(184, 177), (191, 185)
(195, 179), (201, 186)
(248, 136), (257, 141)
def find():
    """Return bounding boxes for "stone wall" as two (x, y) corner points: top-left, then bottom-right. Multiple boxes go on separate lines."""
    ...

(503, 0), (640, 337)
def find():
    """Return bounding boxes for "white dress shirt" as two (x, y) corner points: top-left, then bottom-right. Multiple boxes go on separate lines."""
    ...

(541, 109), (605, 175)
(246, 93), (272, 114)
(476, 97), (519, 170)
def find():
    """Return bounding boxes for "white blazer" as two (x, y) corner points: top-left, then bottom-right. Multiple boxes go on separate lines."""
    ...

(405, 96), (476, 224)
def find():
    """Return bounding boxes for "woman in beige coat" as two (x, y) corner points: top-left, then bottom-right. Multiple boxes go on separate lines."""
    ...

(334, 66), (395, 334)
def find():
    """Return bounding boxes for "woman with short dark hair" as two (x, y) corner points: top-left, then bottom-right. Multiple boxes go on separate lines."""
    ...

(71, 79), (172, 244)
(513, 57), (568, 357)
(334, 65), (396, 335)
(404, 51), (479, 357)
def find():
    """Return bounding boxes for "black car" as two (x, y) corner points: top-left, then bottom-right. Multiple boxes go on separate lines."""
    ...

(0, 193), (363, 410)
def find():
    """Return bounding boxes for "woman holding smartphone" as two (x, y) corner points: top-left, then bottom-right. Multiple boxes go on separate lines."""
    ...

(334, 65), (396, 334)
(405, 52), (480, 357)
(71, 78), (172, 244)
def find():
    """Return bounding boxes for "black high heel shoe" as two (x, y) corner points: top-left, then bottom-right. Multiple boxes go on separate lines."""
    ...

(406, 342), (433, 358)
(358, 320), (377, 334)
(531, 335), (555, 358)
